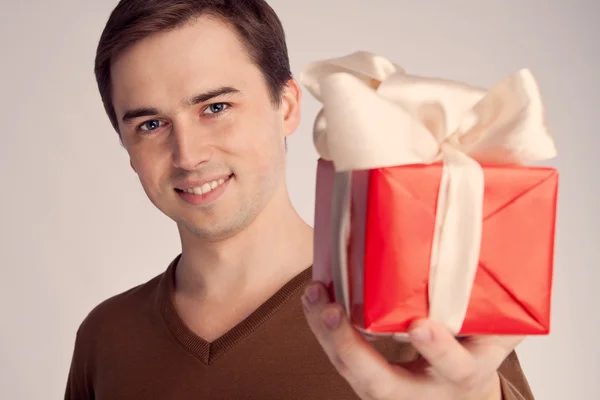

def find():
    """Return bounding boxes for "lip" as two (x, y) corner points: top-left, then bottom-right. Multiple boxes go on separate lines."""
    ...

(175, 173), (233, 190)
(175, 174), (233, 206)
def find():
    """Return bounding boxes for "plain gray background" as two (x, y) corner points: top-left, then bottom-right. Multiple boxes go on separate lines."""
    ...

(1, 0), (598, 398)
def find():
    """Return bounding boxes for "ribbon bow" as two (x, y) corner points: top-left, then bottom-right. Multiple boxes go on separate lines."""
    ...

(301, 51), (557, 334)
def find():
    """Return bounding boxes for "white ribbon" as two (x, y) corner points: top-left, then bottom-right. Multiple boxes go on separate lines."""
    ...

(301, 51), (557, 334)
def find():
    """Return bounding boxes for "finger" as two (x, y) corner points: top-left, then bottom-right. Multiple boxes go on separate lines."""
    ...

(391, 333), (411, 343)
(302, 282), (414, 400)
(407, 319), (479, 389)
(463, 334), (525, 372)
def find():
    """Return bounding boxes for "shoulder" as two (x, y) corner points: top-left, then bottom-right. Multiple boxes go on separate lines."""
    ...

(65, 271), (167, 395)
(74, 271), (164, 346)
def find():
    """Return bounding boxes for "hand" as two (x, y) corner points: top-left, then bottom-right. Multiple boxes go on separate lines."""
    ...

(301, 281), (523, 400)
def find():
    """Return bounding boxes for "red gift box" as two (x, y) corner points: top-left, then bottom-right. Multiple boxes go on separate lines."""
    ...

(313, 158), (558, 335)
(303, 50), (560, 336)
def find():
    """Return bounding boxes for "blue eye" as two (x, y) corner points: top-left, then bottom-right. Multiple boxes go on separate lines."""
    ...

(204, 103), (229, 115)
(139, 120), (164, 132)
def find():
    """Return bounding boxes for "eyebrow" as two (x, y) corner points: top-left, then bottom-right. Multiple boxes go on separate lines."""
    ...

(121, 86), (241, 124)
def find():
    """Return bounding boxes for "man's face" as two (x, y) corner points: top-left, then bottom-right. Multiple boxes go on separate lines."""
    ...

(110, 16), (300, 241)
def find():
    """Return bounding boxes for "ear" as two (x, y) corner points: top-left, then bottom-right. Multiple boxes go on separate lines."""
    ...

(280, 78), (302, 138)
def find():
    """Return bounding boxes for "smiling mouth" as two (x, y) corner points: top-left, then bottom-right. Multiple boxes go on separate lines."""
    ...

(175, 174), (234, 196)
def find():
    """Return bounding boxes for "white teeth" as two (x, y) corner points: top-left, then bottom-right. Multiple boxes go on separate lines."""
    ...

(182, 177), (229, 196)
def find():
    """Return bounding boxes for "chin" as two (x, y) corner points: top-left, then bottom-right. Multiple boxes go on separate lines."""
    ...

(178, 220), (245, 242)
(153, 181), (269, 241)
(183, 201), (266, 242)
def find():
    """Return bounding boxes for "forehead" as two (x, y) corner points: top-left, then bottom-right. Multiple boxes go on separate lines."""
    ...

(110, 15), (262, 114)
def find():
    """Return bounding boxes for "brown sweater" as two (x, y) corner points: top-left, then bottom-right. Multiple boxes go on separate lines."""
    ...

(65, 256), (535, 399)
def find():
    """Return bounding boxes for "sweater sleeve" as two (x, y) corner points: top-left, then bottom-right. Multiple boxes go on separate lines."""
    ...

(497, 351), (535, 400)
(64, 324), (94, 400)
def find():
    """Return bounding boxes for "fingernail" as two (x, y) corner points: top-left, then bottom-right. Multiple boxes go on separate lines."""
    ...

(301, 298), (310, 314)
(304, 285), (320, 304)
(409, 325), (432, 343)
(323, 308), (341, 330)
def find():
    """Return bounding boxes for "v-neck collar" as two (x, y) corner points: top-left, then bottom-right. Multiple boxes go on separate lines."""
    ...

(157, 255), (312, 365)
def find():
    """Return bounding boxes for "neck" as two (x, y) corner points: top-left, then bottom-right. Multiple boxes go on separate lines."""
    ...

(174, 187), (313, 303)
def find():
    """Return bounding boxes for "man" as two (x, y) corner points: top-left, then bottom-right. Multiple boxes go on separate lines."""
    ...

(65, 0), (535, 399)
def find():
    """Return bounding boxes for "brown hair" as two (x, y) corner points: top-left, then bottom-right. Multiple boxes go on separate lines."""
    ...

(94, 0), (293, 134)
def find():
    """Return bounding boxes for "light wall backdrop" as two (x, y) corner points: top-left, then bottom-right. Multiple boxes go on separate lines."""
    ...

(1, 1), (598, 399)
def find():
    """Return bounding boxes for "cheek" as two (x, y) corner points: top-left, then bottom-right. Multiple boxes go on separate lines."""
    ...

(128, 146), (171, 189)
(237, 125), (283, 174)
(231, 108), (283, 157)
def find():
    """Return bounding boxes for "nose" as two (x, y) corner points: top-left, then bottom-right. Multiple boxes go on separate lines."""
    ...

(170, 122), (212, 171)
